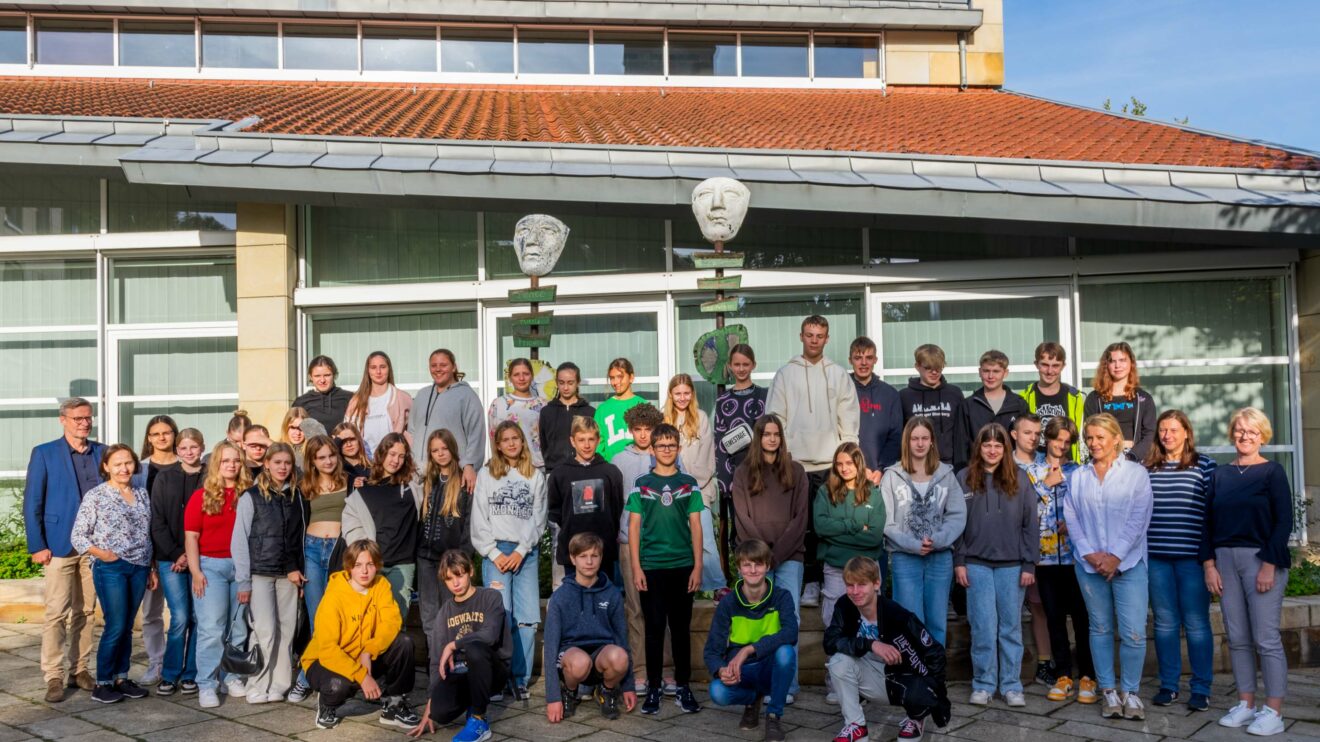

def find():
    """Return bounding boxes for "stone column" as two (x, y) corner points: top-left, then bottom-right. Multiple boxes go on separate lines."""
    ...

(235, 202), (298, 433)
(1300, 249), (1320, 543)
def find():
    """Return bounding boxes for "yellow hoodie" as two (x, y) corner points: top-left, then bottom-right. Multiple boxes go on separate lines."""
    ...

(300, 571), (402, 682)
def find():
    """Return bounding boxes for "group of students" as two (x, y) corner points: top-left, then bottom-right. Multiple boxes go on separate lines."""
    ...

(24, 314), (1297, 742)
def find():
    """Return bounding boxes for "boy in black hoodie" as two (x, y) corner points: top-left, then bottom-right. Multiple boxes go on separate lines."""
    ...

(544, 533), (636, 723)
(548, 416), (625, 582)
(825, 556), (951, 742)
(952, 350), (1029, 470)
(899, 344), (963, 465)
(850, 336), (904, 481)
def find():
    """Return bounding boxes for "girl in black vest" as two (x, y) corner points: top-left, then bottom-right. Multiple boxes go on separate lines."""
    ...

(342, 432), (422, 617)
(231, 442), (307, 704)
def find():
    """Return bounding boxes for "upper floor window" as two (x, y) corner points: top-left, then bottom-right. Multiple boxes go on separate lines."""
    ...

(202, 22), (277, 69)
(284, 23), (357, 71)
(593, 30), (663, 75)
(518, 28), (588, 75)
(441, 27), (513, 73)
(363, 25), (435, 72)
(36, 18), (112, 66)
(741, 34), (808, 77)
(119, 20), (195, 68)
(814, 35), (880, 78)
(668, 32), (736, 76)
(0, 16), (25, 64)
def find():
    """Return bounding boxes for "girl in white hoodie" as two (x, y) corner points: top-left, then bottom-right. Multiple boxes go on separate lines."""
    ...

(664, 373), (724, 591)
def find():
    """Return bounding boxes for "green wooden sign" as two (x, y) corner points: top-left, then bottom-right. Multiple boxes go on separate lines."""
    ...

(691, 252), (745, 269)
(512, 335), (552, 348)
(696, 275), (742, 291)
(700, 296), (741, 313)
(511, 311), (553, 326)
(507, 285), (557, 304)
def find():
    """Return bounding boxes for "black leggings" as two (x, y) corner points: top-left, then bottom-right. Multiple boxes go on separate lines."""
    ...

(306, 634), (415, 710)
(428, 641), (509, 723)
(805, 470), (829, 583)
(1036, 564), (1094, 679)
(639, 566), (694, 686)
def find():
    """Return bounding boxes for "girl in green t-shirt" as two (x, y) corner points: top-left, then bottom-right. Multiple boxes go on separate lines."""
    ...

(596, 357), (647, 461)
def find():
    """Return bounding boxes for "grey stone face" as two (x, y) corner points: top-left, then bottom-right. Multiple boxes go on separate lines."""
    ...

(691, 176), (751, 243)
(512, 213), (569, 277)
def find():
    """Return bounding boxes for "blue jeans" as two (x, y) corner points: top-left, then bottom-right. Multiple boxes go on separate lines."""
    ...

(1148, 556), (1212, 696)
(157, 561), (197, 684)
(302, 535), (337, 633)
(1075, 561), (1148, 693)
(771, 560), (803, 696)
(699, 508), (725, 591)
(483, 541), (540, 687)
(195, 556), (248, 691)
(890, 550), (954, 648)
(91, 559), (149, 685)
(965, 563), (1025, 695)
(709, 644), (797, 717)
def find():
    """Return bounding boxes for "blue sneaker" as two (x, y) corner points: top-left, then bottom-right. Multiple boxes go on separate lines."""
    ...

(453, 714), (491, 742)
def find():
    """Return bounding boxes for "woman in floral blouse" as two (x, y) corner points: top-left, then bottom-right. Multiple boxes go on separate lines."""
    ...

(71, 443), (158, 705)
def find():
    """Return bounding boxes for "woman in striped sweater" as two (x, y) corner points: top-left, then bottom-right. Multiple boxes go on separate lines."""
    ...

(1142, 410), (1216, 712)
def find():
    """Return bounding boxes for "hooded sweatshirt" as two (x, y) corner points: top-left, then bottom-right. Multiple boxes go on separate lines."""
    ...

(1083, 387), (1158, 463)
(408, 380), (486, 472)
(547, 454), (625, 567)
(542, 573), (634, 700)
(853, 375), (904, 471)
(301, 571), (401, 682)
(899, 377), (964, 465)
(730, 458), (810, 566)
(471, 465), (548, 561)
(953, 468), (1039, 574)
(703, 577), (798, 675)
(293, 386), (353, 432)
(879, 462), (966, 556)
(952, 386), (1030, 470)
(539, 397), (597, 473)
(766, 355), (860, 472)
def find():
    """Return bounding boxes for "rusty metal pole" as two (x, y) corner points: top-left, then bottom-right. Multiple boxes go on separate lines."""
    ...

(529, 274), (539, 362)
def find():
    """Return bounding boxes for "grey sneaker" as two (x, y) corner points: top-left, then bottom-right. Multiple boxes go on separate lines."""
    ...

(1101, 689), (1122, 719)
(1122, 693), (1145, 721)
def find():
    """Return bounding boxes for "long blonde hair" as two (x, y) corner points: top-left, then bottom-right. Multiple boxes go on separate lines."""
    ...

(423, 429), (465, 518)
(299, 434), (347, 499)
(662, 373), (702, 442)
(280, 406), (311, 455)
(202, 441), (251, 515)
(254, 442), (296, 501)
(488, 420), (535, 480)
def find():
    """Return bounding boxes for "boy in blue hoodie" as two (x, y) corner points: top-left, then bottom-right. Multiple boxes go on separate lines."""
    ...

(544, 532), (637, 723)
(704, 539), (798, 742)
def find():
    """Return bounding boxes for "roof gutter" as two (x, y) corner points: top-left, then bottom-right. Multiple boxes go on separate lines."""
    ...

(958, 32), (968, 90)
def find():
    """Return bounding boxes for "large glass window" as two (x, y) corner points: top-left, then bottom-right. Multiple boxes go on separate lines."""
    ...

(741, 35), (808, 77)
(441, 27), (513, 73)
(518, 29), (588, 75)
(310, 308), (480, 395)
(307, 206), (479, 286)
(35, 18), (112, 66)
(117, 336), (236, 397)
(673, 220), (863, 271)
(0, 173), (100, 236)
(1, 331), (97, 400)
(668, 33), (736, 76)
(0, 259), (95, 327)
(109, 258), (237, 325)
(1, 405), (99, 474)
(363, 25), (436, 72)
(814, 35), (880, 79)
(592, 31), (663, 76)
(283, 24), (357, 71)
(119, 21), (195, 67)
(202, 22), (277, 69)
(495, 310), (660, 402)
(108, 182), (236, 232)
(484, 212), (666, 279)
(0, 16), (27, 64)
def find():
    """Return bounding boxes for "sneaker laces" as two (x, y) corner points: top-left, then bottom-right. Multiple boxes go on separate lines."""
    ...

(840, 722), (865, 738)
(900, 718), (922, 734)
(1103, 689), (1121, 706)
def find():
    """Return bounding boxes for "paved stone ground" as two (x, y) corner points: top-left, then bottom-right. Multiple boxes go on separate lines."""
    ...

(0, 621), (1318, 742)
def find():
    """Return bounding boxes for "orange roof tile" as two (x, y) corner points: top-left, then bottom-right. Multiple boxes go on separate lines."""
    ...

(0, 77), (1315, 171)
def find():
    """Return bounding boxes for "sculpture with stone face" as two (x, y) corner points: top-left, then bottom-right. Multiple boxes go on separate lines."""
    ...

(513, 214), (570, 277)
(691, 177), (751, 243)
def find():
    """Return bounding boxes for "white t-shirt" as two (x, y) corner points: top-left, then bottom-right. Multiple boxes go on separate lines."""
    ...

(363, 386), (394, 454)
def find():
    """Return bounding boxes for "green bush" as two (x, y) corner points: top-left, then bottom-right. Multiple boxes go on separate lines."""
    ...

(1286, 557), (1320, 597)
(0, 549), (41, 580)
(0, 484), (42, 580)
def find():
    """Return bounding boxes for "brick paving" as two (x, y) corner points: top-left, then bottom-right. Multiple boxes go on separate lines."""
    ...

(0, 621), (1318, 742)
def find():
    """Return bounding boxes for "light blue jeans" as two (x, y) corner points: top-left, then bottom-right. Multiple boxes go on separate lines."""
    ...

(771, 559), (804, 696)
(1075, 560), (1148, 693)
(700, 508), (725, 591)
(195, 556), (248, 692)
(890, 550), (954, 648)
(484, 541), (540, 688)
(157, 562), (197, 684)
(965, 563), (1025, 695)
(1148, 556), (1213, 696)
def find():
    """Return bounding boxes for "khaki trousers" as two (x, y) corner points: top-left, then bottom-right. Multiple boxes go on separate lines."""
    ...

(42, 554), (96, 683)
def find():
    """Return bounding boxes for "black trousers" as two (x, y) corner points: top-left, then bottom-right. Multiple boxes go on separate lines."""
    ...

(887, 673), (952, 728)
(1035, 564), (1095, 679)
(306, 634), (415, 710)
(639, 566), (694, 686)
(428, 641), (509, 723)
(805, 469), (829, 583)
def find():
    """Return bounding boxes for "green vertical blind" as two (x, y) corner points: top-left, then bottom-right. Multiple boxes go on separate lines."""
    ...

(118, 337), (237, 397)
(1, 331), (98, 399)
(110, 258), (237, 324)
(310, 309), (480, 389)
(0, 259), (96, 326)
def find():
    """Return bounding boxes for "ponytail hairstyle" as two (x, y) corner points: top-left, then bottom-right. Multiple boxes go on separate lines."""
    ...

(138, 414), (179, 461)
(422, 428), (465, 519)
(430, 348), (466, 382)
(966, 423), (1019, 497)
(348, 351), (396, 429)
(255, 442), (296, 500)
(226, 409), (252, 444)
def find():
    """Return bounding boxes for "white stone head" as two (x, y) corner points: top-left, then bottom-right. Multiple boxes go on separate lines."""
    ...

(691, 177), (751, 243)
(512, 214), (569, 277)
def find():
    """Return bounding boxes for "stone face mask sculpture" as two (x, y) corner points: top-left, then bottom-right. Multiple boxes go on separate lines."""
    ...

(691, 177), (751, 243)
(513, 214), (570, 277)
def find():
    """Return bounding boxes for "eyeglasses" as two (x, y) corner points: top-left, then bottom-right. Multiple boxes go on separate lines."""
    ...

(653, 443), (679, 451)
(65, 416), (93, 424)
(1232, 429), (1262, 440)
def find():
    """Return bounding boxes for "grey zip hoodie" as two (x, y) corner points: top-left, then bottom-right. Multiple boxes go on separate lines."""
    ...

(766, 354), (860, 472)
(952, 468), (1039, 574)
(879, 462), (966, 555)
(407, 380), (486, 471)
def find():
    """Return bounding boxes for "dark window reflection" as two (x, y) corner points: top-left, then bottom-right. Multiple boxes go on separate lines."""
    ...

(593, 31), (663, 75)
(518, 29), (588, 74)
(741, 35), (808, 77)
(814, 35), (880, 78)
(668, 33), (736, 76)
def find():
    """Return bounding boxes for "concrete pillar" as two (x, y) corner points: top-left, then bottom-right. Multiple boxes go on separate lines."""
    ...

(1299, 250), (1320, 543)
(235, 202), (298, 433)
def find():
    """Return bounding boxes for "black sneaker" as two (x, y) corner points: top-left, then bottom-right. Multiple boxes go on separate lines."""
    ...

(156, 680), (178, 697)
(674, 685), (701, 714)
(92, 684), (124, 704)
(641, 687), (663, 715)
(560, 684), (580, 718)
(740, 698), (762, 730)
(513, 683), (531, 702)
(1034, 660), (1057, 686)
(178, 680), (198, 695)
(1188, 693), (1209, 712)
(898, 717), (925, 740)
(1152, 688), (1179, 706)
(594, 685), (620, 721)
(380, 697), (420, 728)
(316, 702), (342, 730)
(114, 679), (149, 700)
(765, 713), (786, 742)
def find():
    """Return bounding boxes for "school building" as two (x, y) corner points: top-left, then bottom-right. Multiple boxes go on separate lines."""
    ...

(0, 0), (1316, 540)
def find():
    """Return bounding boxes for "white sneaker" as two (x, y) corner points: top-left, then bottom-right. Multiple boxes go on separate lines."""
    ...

(1247, 706), (1285, 736)
(1004, 691), (1026, 707)
(247, 692), (275, 704)
(825, 691), (839, 705)
(801, 582), (822, 607)
(1220, 701), (1260, 728)
(968, 690), (991, 706)
(225, 679), (248, 698)
(198, 688), (220, 708)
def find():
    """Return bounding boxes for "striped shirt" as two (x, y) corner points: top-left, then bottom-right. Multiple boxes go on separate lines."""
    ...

(1147, 454), (1216, 559)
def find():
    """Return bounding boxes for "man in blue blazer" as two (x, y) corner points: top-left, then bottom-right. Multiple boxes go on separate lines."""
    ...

(23, 397), (105, 703)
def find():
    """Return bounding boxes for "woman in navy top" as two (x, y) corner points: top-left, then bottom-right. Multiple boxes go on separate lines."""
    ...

(1200, 407), (1292, 736)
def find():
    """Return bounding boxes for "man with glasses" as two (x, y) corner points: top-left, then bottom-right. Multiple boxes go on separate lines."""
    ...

(23, 398), (106, 703)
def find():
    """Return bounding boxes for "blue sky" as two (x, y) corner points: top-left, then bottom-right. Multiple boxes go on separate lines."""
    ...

(1004, 0), (1320, 153)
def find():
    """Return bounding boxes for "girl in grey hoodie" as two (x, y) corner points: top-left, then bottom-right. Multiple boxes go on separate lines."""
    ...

(879, 417), (966, 647)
